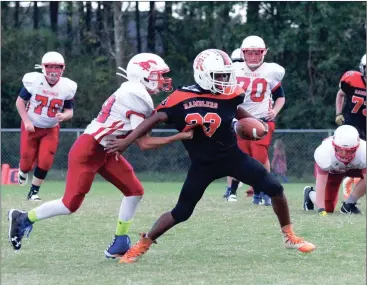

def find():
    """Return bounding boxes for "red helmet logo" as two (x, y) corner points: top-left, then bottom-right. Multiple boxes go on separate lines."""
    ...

(133, 60), (157, 71)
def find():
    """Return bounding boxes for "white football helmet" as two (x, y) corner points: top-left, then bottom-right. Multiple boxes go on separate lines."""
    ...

(37, 51), (65, 85)
(231, 48), (243, 63)
(359, 54), (366, 77)
(332, 125), (360, 163)
(117, 53), (171, 94)
(240, 36), (268, 68)
(193, 49), (237, 95)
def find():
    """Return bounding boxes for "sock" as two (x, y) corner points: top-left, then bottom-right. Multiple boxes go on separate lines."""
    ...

(30, 184), (40, 194)
(28, 198), (71, 223)
(115, 196), (143, 236)
(18, 168), (28, 177)
(345, 194), (358, 204)
(115, 220), (133, 236)
(309, 190), (316, 205)
(230, 180), (240, 195)
(281, 224), (294, 235)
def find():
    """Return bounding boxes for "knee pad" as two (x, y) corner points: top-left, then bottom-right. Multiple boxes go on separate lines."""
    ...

(261, 174), (284, 197)
(34, 166), (48, 180)
(171, 203), (195, 224)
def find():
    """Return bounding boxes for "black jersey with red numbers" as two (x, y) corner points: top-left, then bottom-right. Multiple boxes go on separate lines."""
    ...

(339, 71), (366, 138)
(156, 84), (245, 162)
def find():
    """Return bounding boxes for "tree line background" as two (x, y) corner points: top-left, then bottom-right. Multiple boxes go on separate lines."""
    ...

(1, 1), (366, 129)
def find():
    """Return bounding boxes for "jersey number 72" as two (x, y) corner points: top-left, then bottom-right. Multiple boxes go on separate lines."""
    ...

(183, 113), (221, 137)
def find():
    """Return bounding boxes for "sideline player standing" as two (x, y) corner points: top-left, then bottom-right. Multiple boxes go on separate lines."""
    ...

(303, 125), (366, 215)
(8, 53), (192, 258)
(225, 36), (286, 205)
(106, 49), (316, 263)
(16, 51), (77, 201)
(335, 54), (366, 199)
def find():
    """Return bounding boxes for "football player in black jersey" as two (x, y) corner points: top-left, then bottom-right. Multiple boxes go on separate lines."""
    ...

(106, 49), (316, 263)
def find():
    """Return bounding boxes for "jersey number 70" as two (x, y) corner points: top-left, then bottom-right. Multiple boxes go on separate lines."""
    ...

(183, 113), (221, 137)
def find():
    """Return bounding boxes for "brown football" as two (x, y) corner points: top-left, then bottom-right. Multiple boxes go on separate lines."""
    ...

(235, 118), (266, 140)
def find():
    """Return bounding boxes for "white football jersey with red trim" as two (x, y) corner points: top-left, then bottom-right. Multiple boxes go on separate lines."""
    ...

(84, 81), (154, 147)
(314, 137), (366, 173)
(234, 62), (285, 119)
(22, 72), (77, 128)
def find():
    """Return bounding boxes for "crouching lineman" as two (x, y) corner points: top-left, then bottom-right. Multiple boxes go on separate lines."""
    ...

(303, 125), (366, 215)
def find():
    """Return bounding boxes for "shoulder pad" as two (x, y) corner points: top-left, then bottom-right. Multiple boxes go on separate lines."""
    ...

(22, 72), (43, 93)
(267, 63), (285, 82)
(61, 77), (78, 99)
(314, 139), (332, 170)
(356, 140), (366, 167)
(119, 82), (154, 114)
(340, 70), (362, 83)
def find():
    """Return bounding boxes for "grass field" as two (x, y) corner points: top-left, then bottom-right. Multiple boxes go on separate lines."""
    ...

(1, 181), (366, 285)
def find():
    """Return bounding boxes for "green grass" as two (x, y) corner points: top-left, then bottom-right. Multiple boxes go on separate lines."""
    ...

(1, 182), (366, 285)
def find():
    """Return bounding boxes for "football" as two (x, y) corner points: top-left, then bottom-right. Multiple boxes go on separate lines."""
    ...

(235, 118), (266, 140)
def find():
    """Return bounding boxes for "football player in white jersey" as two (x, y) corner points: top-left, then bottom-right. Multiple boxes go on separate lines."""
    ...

(303, 125), (366, 215)
(16, 51), (77, 201)
(224, 36), (286, 205)
(8, 53), (193, 258)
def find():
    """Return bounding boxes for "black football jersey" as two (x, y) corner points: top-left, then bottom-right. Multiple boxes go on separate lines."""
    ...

(156, 84), (245, 162)
(339, 71), (366, 136)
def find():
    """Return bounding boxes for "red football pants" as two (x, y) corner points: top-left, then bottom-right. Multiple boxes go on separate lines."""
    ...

(62, 134), (144, 212)
(315, 164), (364, 212)
(19, 122), (60, 172)
(236, 121), (275, 164)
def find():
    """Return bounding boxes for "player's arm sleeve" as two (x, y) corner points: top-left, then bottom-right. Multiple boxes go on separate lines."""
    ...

(130, 114), (145, 129)
(19, 87), (32, 100)
(63, 99), (74, 109)
(155, 96), (177, 125)
(272, 85), (285, 102)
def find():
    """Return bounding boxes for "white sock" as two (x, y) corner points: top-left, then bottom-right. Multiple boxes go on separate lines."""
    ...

(309, 190), (316, 205)
(118, 196), (142, 221)
(31, 198), (71, 221)
(19, 168), (28, 176)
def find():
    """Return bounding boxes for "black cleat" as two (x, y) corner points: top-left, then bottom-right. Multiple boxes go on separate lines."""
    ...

(27, 189), (41, 201)
(340, 202), (361, 214)
(8, 209), (33, 250)
(303, 186), (314, 211)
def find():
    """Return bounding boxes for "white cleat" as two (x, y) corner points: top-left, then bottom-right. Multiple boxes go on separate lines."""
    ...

(18, 169), (28, 186)
(28, 194), (41, 201)
(226, 194), (238, 202)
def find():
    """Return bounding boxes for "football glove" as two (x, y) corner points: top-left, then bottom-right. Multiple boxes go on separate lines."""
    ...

(335, 114), (345, 126)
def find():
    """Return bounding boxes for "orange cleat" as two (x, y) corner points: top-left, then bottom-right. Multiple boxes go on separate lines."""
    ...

(282, 231), (316, 253)
(119, 233), (154, 264)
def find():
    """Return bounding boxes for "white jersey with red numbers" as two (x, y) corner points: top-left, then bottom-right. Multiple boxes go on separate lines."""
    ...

(84, 81), (154, 147)
(22, 72), (77, 128)
(234, 62), (285, 119)
(314, 137), (366, 174)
